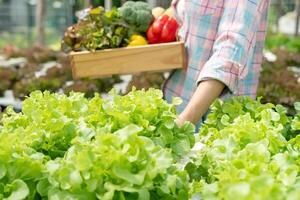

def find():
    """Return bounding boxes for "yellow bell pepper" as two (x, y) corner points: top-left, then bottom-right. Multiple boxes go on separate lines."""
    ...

(128, 35), (148, 46)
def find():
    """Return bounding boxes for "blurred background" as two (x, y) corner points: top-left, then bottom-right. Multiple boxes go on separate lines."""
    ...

(0, 0), (299, 114)
(0, 0), (172, 48)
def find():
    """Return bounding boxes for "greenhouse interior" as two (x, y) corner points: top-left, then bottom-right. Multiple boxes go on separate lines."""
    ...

(0, 0), (300, 199)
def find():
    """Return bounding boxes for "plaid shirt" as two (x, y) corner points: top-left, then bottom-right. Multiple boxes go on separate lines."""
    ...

(163, 0), (270, 113)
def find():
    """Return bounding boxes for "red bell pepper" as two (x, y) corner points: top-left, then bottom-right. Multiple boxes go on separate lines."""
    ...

(146, 15), (179, 44)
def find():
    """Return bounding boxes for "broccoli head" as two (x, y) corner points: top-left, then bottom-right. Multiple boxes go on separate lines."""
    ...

(119, 1), (153, 33)
(119, 6), (137, 25)
(136, 10), (153, 26)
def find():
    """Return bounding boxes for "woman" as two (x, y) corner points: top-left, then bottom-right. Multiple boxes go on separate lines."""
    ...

(163, 0), (270, 129)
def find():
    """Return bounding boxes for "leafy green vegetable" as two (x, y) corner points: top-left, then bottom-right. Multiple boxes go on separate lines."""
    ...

(119, 1), (153, 33)
(1, 87), (299, 199)
(291, 102), (300, 132)
(188, 98), (300, 200)
(101, 89), (195, 158)
(61, 7), (130, 52)
(6, 180), (30, 200)
(42, 125), (189, 199)
(0, 89), (194, 199)
(201, 96), (292, 140)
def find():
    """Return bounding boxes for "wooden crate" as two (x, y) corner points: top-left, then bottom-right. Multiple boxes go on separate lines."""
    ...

(70, 41), (185, 79)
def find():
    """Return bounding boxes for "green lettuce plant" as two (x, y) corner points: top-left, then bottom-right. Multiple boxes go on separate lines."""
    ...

(188, 98), (300, 200)
(0, 89), (194, 199)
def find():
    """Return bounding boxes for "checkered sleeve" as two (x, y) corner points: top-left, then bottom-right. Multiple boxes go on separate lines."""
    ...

(197, 0), (269, 95)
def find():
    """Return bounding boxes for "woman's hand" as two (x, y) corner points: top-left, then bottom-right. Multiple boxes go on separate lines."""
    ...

(175, 114), (188, 127)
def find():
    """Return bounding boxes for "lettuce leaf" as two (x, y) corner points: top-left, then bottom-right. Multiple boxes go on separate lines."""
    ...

(189, 98), (300, 200)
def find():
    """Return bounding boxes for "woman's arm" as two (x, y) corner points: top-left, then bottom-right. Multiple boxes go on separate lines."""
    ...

(176, 0), (270, 126)
(176, 79), (224, 126)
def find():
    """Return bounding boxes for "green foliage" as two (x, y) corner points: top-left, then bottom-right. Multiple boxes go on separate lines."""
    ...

(1, 88), (300, 199)
(188, 97), (300, 199)
(91, 0), (104, 7)
(0, 89), (194, 199)
(0, 28), (61, 50)
(44, 125), (189, 200)
(265, 33), (300, 53)
(291, 102), (300, 132)
(62, 7), (130, 52)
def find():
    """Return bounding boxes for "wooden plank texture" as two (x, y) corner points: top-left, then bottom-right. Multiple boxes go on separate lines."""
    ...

(70, 42), (185, 79)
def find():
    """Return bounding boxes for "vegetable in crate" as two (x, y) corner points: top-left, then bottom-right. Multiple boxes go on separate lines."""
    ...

(147, 15), (179, 44)
(152, 7), (165, 18)
(151, 6), (175, 19)
(61, 7), (130, 52)
(127, 34), (148, 46)
(164, 7), (175, 18)
(118, 1), (154, 33)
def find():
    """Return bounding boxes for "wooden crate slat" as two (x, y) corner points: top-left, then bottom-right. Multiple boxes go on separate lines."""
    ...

(71, 42), (182, 62)
(70, 41), (185, 79)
